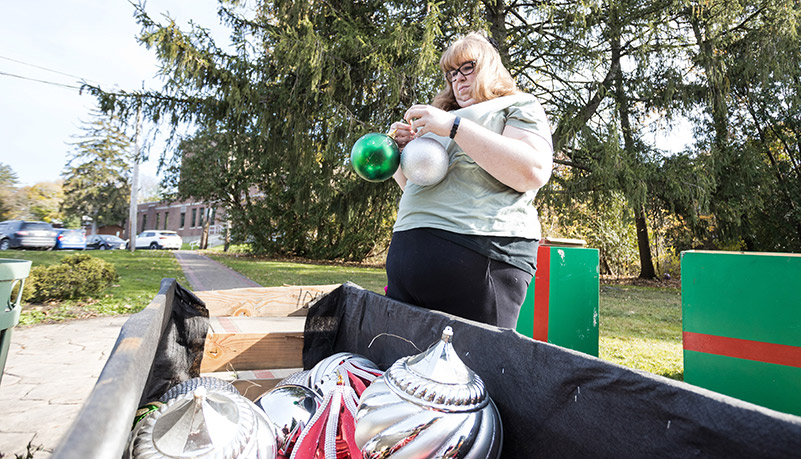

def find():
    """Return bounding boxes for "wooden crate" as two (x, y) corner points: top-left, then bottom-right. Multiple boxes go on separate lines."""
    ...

(195, 284), (339, 400)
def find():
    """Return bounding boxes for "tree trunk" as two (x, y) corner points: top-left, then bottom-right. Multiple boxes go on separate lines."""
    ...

(200, 209), (211, 250)
(600, 250), (615, 276)
(483, 0), (510, 66)
(611, 8), (657, 279)
(224, 219), (231, 252)
(635, 206), (657, 279)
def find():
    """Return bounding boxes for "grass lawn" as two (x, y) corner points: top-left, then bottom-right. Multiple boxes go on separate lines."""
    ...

(1, 249), (187, 325)
(207, 253), (388, 294)
(599, 282), (683, 380)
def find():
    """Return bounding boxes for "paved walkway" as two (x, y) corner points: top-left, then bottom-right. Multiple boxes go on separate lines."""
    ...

(173, 250), (262, 291)
(0, 251), (261, 457)
(0, 316), (129, 457)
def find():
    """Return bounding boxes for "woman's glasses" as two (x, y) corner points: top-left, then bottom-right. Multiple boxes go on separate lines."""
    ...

(446, 61), (476, 82)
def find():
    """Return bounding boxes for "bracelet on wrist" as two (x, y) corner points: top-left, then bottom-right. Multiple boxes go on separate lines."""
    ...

(449, 116), (461, 139)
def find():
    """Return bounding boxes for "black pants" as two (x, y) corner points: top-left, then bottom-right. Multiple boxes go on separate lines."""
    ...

(386, 229), (533, 328)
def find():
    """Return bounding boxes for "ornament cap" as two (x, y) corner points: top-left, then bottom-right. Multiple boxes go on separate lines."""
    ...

(384, 326), (488, 412)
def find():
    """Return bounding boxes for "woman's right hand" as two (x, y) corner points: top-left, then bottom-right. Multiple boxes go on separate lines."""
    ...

(389, 121), (415, 150)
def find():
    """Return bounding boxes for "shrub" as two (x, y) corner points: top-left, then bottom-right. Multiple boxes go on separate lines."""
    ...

(22, 253), (118, 303)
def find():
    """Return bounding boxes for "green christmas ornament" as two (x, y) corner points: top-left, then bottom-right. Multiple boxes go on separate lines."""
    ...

(350, 132), (400, 182)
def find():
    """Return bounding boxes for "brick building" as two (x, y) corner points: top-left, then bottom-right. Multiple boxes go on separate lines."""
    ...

(97, 224), (125, 238)
(134, 199), (227, 246)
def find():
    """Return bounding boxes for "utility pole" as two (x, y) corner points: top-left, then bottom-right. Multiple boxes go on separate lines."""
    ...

(129, 93), (143, 252)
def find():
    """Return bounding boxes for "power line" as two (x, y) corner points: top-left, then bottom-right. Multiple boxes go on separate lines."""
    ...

(0, 70), (82, 90)
(0, 54), (112, 90)
(0, 55), (91, 82)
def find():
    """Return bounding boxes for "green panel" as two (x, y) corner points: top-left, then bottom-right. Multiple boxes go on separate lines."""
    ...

(682, 251), (801, 345)
(516, 283), (535, 338)
(547, 247), (600, 356)
(684, 350), (801, 416)
(682, 251), (801, 415)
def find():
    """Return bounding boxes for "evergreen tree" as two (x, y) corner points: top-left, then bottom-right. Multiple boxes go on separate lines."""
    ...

(61, 110), (132, 231)
(668, 0), (801, 251)
(85, 0), (801, 267)
(90, 0), (445, 260)
(719, 0), (801, 251)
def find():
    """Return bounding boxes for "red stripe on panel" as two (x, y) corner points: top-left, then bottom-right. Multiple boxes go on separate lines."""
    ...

(532, 247), (551, 342)
(684, 331), (801, 368)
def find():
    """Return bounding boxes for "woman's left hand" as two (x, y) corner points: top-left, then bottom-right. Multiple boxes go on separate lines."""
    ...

(404, 105), (457, 138)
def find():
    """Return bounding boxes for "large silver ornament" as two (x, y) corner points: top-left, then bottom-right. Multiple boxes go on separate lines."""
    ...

(354, 326), (503, 458)
(400, 137), (449, 186)
(132, 386), (277, 459)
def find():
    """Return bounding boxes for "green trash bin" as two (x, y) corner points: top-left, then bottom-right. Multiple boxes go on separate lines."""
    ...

(0, 258), (32, 386)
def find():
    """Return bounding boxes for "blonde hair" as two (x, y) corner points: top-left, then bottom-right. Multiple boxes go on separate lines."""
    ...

(432, 32), (518, 111)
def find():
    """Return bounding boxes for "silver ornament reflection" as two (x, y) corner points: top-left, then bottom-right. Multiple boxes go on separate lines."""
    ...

(255, 384), (321, 456)
(400, 137), (449, 186)
(354, 327), (503, 458)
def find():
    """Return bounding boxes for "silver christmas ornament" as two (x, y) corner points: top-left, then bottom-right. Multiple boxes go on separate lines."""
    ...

(288, 381), (363, 459)
(354, 326), (503, 458)
(400, 137), (449, 186)
(273, 370), (313, 390)
(159, 377), (239, 403)
(255, 384), (321, 457)
(307, 352), (381, 398)
(132, 386), (277, 459)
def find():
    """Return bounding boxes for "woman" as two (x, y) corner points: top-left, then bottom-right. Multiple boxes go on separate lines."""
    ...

(385, 32), (553, 328)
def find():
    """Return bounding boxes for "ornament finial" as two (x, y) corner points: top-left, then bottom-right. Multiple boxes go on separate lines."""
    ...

(441, 326), (453, 343)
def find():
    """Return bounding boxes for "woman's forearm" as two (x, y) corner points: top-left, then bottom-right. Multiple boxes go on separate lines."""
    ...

(402, 105), (553, 193)
(453, 118), (553, 192)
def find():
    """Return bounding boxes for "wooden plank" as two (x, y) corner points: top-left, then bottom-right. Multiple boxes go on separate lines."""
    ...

(541, 237), (587, 247)
(200, 317), (305, 373)
(209, 316), (307, 333)
(201, 332), (304, 372)
(194, 284), (340, 317)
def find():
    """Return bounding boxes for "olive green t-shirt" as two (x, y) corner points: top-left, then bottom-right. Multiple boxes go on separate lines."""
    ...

(394, 93), (552, 241)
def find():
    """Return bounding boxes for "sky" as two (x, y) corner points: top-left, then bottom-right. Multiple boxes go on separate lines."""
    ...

(0, 0), (227, 188)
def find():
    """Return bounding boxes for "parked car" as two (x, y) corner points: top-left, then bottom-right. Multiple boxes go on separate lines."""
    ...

(135, 230), (183, 250)
(86, 234), (127, 250)
(0, 220), (58, 250)
(54, 228), (87, 250)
